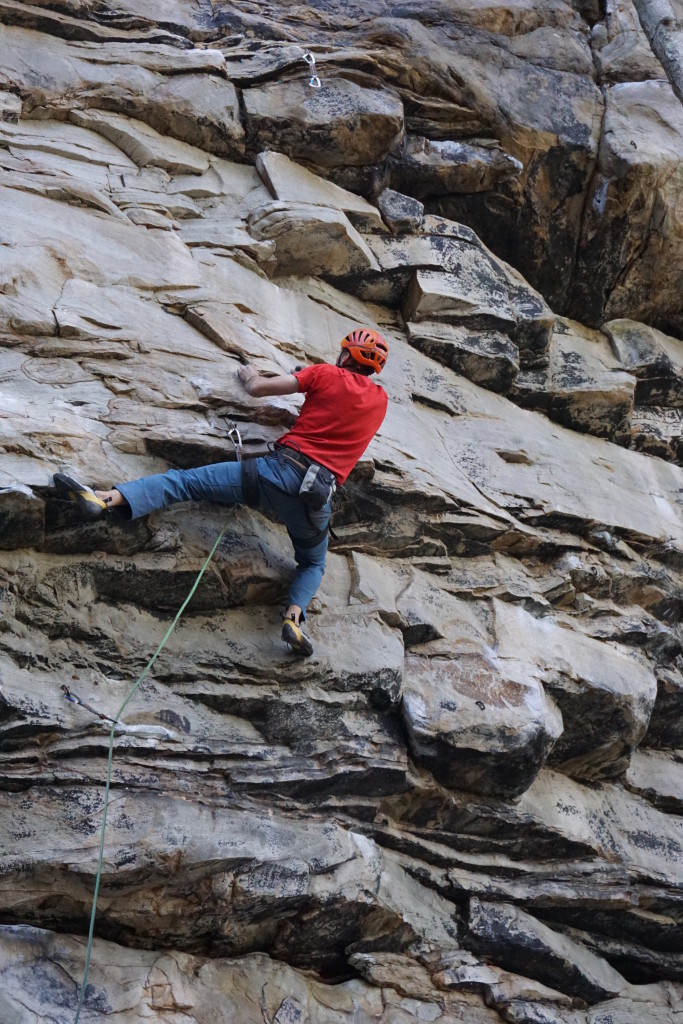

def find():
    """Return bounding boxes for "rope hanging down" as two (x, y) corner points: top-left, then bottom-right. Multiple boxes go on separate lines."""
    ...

(70, 424), (242, 1023)
(71, 524), (227, 1024)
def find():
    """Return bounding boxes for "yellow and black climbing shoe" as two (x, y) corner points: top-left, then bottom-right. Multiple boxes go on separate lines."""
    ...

(281, 617), (313, 657)
(53, 473), (107, 520)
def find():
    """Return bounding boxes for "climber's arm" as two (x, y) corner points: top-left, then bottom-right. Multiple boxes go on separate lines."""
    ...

(237, 364), (299, 398)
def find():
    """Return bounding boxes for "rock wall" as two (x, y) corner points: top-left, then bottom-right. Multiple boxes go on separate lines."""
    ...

(0, 3), (682, 1023)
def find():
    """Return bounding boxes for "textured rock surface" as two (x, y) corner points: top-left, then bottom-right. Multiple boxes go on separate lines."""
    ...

(1, 3), (683, 1024)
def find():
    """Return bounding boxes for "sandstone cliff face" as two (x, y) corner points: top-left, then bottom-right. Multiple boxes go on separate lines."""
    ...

(0, 3), (682, 1023)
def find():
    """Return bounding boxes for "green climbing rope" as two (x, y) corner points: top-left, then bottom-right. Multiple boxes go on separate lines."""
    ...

(72, 524), (227, 1024)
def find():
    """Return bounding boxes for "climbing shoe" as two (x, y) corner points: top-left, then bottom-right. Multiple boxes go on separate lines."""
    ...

(281, 617), (313, 657)
(53, 473), (107, 520)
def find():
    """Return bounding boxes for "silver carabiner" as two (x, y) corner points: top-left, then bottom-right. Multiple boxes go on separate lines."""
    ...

(227, 425), (243, 462)
(302, 49), (322, 89)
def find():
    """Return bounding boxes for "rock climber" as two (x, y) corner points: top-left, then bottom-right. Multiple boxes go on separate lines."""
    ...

(53, 329), (389, 657)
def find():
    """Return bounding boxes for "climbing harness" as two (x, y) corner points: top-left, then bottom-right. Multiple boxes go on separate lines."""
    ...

(70, 525), (228, 1024)
(302, 49), (321, 89)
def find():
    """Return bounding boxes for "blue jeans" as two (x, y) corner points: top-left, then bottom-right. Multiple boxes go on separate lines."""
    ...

(115, 454), (330, 616)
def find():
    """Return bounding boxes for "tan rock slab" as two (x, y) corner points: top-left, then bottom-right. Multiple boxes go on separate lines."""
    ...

(256, 150), (384, 229)
(0, 117), (137, 168)
(70, 108), (211, 174)
(0, 926), (394, 1024)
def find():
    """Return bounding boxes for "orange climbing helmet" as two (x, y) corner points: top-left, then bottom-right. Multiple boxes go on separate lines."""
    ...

(340, 328), (389, 374)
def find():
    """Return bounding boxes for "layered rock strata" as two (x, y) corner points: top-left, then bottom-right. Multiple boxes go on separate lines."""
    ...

(0, 3), (682, 1024)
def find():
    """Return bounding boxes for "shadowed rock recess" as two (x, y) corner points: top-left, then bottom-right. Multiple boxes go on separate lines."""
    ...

(1, 2), (682, 1022)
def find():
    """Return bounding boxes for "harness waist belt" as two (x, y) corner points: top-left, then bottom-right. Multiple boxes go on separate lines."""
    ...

(279, 444), (336, 480)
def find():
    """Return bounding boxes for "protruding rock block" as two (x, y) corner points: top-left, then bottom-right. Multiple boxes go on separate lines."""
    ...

(512, 319), (636, 443)
(603, 319), (683, 408)
(0, 91), (21, 123)
(624, 749), (683, 816)
(396, 240), (553, 359)
(377, 188), (424, 234)
(403, 268), (517, 333)
(401, 651), (563, 799)
(466, 899), (627, 1003)
(406, 321), (519, 393)
(388, 134), (522, 197)
(256, 150), (384, 230)
(0, 793), (458, 972)
(493, 600), (657, 781)
(248, 201), (380, 277)
(243, 79), (404, 167)
(629, 407), (683, 463)
(70, 108), (211, 174)
(571, 81), (683, 333)
(643, 668), (683, 749)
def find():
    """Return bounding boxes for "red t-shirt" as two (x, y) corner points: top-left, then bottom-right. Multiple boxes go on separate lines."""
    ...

(278, 363), (388, 484)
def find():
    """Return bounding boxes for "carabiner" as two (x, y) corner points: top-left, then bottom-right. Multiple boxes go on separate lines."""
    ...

(302, 49), (322, 89)
(227, 425), (243, 462)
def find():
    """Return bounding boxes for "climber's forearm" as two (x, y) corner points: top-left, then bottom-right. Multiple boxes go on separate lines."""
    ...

(237, 364), (299, 398)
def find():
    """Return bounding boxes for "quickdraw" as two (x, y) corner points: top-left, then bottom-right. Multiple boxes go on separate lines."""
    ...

(210, 412), (243, 461)
(61, 684), (119, 725)
(226, 423), (243, 462)
(302, 49), (321, 89)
